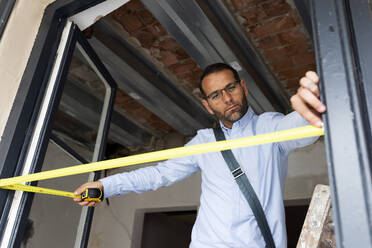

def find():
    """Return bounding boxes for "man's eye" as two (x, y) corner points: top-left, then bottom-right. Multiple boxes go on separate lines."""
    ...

(226, 84), (236, 91)
(210, 92), (219, 100)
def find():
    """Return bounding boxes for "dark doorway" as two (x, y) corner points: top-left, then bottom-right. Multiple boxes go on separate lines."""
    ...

(285, 205), (309, 248)
(141, 210), (197, 248)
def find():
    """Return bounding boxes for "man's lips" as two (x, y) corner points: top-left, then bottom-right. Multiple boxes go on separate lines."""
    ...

(225, 104), (239, 112)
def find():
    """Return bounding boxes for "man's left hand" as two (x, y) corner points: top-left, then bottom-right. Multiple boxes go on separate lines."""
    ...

(290, 71), (326, 128)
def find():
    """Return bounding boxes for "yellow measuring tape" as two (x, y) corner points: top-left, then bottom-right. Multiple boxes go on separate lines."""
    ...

(0, 125), (324, 199)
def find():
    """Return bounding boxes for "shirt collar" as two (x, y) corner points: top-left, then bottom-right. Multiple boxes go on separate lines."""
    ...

(219, 107), (254, 132)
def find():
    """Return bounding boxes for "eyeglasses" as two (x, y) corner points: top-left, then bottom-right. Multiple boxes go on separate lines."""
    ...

(205, 81), (241, 101)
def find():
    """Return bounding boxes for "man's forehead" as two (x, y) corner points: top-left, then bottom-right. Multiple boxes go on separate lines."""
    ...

(202, 69), (235, 86)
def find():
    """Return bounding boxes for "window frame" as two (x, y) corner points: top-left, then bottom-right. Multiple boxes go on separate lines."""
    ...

(0, 1), (116, 246)
(310, 0), (372, 246)
(0, 0), (16, 39)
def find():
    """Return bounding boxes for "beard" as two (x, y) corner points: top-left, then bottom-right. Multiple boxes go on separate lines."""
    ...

(213, 96), (249, 125)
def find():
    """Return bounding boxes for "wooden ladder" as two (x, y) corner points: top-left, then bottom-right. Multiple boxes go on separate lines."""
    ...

(297, 185), (336, 248)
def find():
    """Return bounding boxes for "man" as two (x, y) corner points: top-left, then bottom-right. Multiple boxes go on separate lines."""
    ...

(74, 63), (326, 247)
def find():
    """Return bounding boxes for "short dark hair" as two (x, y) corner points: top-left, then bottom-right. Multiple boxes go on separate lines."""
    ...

(199, 63), (241, 97)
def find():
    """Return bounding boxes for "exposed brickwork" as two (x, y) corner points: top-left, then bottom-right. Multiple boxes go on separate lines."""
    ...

(225, 0), (316, 94)
(109, 0), (204, 98)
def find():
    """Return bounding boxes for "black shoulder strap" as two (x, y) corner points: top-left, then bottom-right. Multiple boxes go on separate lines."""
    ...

(213, 127), (276, 248)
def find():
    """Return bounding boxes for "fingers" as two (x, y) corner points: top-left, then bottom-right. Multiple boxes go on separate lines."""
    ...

(291, 94), (323, 127)
(292, 71), (326, 127)
(74, 181), (103, 196)
(78, 201), (97, 207)
(297, 87), (326, 113)
(78, 201), (90, 207)
(300, 77), (319, 96)
(305, 71), (319, 84)
(74, 182), (90, 196)
(88, 201), (98, 207)
(77, 200), (98, 207)
(300, 71), (320, 96)
(76, 201), (97, 207)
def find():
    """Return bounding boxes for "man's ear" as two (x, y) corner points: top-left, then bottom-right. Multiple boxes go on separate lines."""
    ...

(202, 99), (215, 115)
(240, 79), (249, 97)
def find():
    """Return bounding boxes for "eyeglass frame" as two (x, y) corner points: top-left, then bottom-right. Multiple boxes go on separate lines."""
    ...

(204, 81), (242, 101)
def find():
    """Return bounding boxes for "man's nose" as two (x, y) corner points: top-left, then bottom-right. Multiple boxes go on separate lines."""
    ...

(221, 89), (232, 103)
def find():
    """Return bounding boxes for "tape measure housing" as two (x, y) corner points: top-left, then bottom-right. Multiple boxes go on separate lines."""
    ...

(81, 188), (103, 202)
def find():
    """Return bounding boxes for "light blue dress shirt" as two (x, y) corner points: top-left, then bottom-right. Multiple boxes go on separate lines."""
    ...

(100, 108), (317, 248)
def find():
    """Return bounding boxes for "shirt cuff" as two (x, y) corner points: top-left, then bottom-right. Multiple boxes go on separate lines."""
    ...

(99, 176), (122, 199)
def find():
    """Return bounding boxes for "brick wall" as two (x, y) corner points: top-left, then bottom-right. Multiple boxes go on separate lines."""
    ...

(225, 0), (316, 94)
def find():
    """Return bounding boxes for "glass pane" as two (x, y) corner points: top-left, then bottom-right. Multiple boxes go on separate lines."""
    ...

(22, 42), (111, 247)
(24, 140), (89, 248)
(51, 44), (107, 162)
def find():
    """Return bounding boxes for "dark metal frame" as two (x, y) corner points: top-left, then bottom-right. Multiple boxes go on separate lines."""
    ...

(61, 24), (117, 164)
(0, 21), (77, 248)
(293, 0), (313, 38)
(311, 0), (372, 246)
(78, 27), (117, 152)
(0, 0), (104, 229)
(348, 0), (372, 134)
(71, 24), (117, 248)
(11, 23), (116, 248)
(0, 0), (15, 39)
(0, 1), (118, 247)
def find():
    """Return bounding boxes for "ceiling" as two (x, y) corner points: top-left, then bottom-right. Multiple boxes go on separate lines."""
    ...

(54, 0), (316, 158)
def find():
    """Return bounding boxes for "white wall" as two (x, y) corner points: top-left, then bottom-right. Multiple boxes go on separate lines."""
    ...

(88, 139), (328, 248)
(285, 138), (328, 200)
(0, 0), (55, 139)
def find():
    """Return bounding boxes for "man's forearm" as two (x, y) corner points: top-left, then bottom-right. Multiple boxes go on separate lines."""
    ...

(100, 158), (200, 198)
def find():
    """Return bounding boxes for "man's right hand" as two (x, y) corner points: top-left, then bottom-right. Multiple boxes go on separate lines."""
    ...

(73, 181), (103, 207)
(290, 71), (326, 127)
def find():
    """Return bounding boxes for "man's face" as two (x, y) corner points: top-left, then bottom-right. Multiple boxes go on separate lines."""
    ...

(201, 69), (249, 129)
